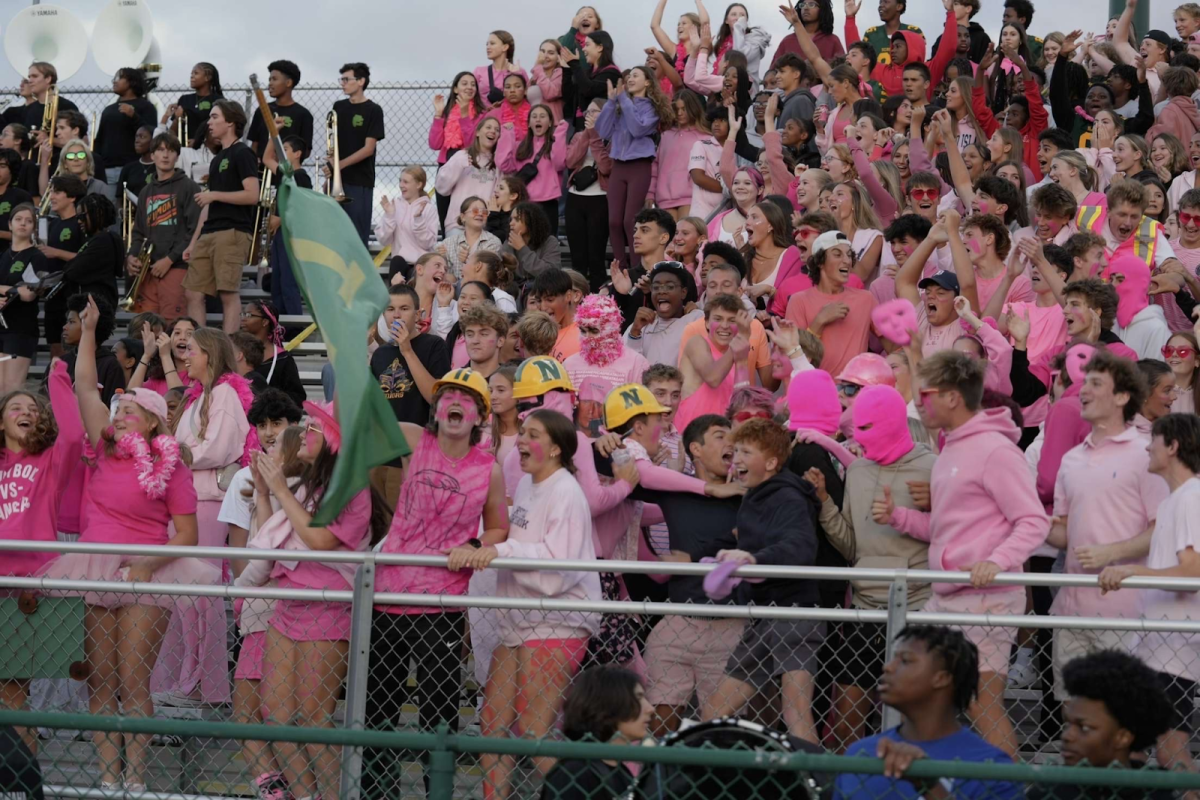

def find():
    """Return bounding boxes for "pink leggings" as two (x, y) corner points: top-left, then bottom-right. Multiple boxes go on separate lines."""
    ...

(607, 158), (654, 268)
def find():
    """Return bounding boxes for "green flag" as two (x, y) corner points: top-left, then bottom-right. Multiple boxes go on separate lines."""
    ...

(276, 176), (410, 525)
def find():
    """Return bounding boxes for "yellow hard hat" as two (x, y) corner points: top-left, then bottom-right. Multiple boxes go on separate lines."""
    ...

(603, 383), (670, 431)
(431, 367), (492, 416)
(512, 356), (575, 400)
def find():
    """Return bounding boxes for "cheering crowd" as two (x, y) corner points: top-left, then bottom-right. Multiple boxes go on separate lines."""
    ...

(7, 0), (1200, 797)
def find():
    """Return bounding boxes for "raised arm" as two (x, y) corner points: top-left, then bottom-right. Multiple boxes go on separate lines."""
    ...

(934, 110), (977, 209)
(1112, 0), (1140, 65)
(650, 0), (679, 54)
(895, 223), (947, 311)
(944, 209), (981, 313)
(846, 129), (899, 223)
(792, 16), (833, 83)
(74, 296), (113, 447)
(926, 0), (960, 94)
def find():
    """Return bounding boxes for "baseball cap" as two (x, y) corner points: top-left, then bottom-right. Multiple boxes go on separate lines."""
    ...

(1146, 30), (1173, 46)
(918, 270), (960, 294)
(811, 230), (852, 257)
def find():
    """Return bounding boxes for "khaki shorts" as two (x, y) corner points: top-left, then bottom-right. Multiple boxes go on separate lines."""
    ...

(923, 589), (1026, 675)
(644, 615), (745, 707)
(1052, 627), (1140, 700)
(184, 228), (251, 295)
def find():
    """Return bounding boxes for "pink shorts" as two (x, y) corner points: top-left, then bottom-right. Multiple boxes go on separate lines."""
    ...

(269, 598), (352, 642)
(234, 631), (266, 681)
(923, 590), (1025, 675)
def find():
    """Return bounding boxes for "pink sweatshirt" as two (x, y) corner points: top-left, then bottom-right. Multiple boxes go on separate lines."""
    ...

(428, 108), (483, 165)
(531, 64), (564, 122)
(891, 408), (1049, 593)
(174, 383), (251, 502)
(494, 467), (601, 645)
(683, 49), (723, 95)
(974, 322), (1014, 396)
(1, 362), (85, 576)
(652, 128), (707, 209)
(1035, 384), (1091, 511)
(496, 119), (569, 202)
(433, 150), (499, 234)
(374, 196), (438, 263)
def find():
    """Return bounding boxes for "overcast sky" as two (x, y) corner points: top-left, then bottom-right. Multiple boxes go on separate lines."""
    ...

(0, 0), (1182, 90)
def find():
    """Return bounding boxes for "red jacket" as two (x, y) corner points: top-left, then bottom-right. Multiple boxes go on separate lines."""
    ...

(771, 29), (844, 68)
(971, 75), (1049, 181)
(846, 10), (957, 101)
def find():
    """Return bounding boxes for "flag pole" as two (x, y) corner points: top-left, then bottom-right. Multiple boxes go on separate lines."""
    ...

(248, 73), (292, 180)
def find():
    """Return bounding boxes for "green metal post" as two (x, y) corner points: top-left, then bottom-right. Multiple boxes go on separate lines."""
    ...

(1108, 0), (1150, 40)
(427, 723), (456, 800)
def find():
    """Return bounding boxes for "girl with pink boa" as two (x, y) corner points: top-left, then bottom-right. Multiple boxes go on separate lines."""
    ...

(40, 297), (215, 793)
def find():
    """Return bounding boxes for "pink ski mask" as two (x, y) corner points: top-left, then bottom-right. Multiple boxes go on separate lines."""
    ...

(1065, 343), (1097, 386)
(1101, 255), (1151, 328)
(852, 385), (914, 466)
(872, 299), (918, 346)
(575, 294), (625, 367)
(786, 370), (842, 436)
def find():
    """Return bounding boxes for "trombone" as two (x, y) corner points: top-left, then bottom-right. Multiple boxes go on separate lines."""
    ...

(119, 241), (153, 311)
(37, 87), (58, 168)
(248, 165), (272, 266)
(323, 110), (348, 203)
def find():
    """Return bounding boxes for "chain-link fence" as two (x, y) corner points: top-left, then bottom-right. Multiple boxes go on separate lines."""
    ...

(4, 542), (1200, 799)
(3, 82), (451, 228)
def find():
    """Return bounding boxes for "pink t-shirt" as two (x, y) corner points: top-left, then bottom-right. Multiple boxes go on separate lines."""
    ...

(975, 270), (1034, 314)
(1, 364), (84, 575)
(376, 432), (496, 613)
(1051, 426), (1170, 619)
(688, 137), (723, 220)
(1005, 301), (1067, 365)
(141, 373), (194, 396)
(79, 445), (198, 545)
(784, 286), (876, 378)
(272, 488), (372, 592)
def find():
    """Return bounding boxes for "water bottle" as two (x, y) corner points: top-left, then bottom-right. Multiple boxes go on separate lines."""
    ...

(612, 447), (633, 466)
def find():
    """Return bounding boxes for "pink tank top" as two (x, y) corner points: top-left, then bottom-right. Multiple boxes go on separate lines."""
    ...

(375, 430), (495, 614)
(675, 337), (735, 432)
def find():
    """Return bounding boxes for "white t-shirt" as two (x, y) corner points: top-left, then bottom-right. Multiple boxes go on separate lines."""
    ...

(217, 467), (254, 530)
(1140, 477), (1200, 682)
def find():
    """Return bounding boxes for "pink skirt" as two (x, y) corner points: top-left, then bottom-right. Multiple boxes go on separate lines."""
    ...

(269, 598), (353, 642)
(234, 631), (266, 681)
(38, 552), (220, 609)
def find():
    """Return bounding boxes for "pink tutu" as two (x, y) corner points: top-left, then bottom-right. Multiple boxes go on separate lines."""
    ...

(37, 552), (220, 609)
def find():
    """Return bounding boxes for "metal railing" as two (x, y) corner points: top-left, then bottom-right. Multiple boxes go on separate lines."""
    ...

(3, 539), (1200, 799)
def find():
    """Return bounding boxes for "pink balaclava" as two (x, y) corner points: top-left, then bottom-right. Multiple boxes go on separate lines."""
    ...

(852, 385), (914, 466)
(1101, 255), (1151, 328)
(787, 370), (842, 436)
(576, 294), (625, 367)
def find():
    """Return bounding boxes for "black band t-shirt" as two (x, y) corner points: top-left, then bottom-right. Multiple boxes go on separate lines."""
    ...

(0, 245), (46, 336)
(202, 141), (260, 234)
(332, 99), (385, 188)
(95, 98), (158, 169)
(248, 102), (314, 160)
(0, 185), (33, 256)
(176, 92), (221, 144)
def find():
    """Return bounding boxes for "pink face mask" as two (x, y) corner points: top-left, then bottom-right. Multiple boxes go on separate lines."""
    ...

(1065, 343), (1097, 385)
(853, 385), (914, 466)
(1102, 255), (1151, 327)
(872, 299), (919, 345)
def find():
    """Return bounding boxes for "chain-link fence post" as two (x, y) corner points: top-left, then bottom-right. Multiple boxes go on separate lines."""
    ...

(881, 573), (909, 731)
(339, 555), (376, 800)
(427, 723), (456, 800)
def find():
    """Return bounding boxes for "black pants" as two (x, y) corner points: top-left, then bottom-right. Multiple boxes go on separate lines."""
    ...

(435, 192), (452, 239)
(362, 610), (465, 800)
(565, 192), (610, 290)
(538, 198), (561, 238)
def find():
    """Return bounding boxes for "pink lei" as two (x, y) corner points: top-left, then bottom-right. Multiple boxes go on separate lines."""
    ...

(84, 433), (182, 500)
(183, 372), (260, 465)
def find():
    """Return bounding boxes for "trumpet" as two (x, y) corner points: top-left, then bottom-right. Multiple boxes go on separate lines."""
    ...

(248, 165), (272, 266)
(38, 88), (58, 168)
(323, 110), (348, 203)
(176, 111), (188, 148)
(119, 241), (154, 312)
(90, 111), (97, 149)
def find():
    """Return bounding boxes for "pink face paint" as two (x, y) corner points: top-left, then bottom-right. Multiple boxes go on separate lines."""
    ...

(528, 441), (545, 461)
(436, 389), (481, 426)
(967, 238), (982, 255)
(305, 428), (322, 452)
(977, 201), (990, 214)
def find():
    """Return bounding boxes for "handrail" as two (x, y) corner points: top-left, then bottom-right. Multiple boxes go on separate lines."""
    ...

(4, 539), (1200, 591)
(4, 711), (1200, 791)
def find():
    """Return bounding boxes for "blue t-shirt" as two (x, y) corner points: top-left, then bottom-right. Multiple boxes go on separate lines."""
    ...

(833, 727), (1022, 800)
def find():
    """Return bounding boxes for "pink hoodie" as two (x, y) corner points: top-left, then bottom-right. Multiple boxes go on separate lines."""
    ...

(496, 119), (569, 202)
(891, 407), (1049, 593)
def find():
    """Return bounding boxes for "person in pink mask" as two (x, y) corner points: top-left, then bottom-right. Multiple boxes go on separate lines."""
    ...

(805, 384), (936, 749)
(1102, 254), (1174, 360)
(874, 349), (1048, 756)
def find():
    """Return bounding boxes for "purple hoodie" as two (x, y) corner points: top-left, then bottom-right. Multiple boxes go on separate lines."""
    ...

(891, 407), (1049, 594)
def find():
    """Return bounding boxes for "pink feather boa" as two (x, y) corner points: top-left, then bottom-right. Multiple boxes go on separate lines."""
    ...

(183, 372), (260, 466)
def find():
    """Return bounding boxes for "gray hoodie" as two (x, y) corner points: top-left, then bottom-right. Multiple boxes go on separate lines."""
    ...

(128, 168), (201, 268)
(817, 443), (937, 610)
